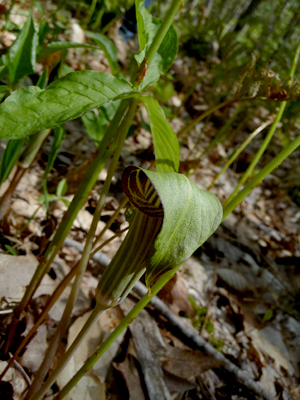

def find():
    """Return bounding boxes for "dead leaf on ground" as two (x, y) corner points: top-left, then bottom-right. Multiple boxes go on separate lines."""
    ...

(158, 273), (194, 317)
(162, 345), (225, 382)
(20, 325), (48, 373)
(114, 355), (146, 400)
(57, 307), (125, 400)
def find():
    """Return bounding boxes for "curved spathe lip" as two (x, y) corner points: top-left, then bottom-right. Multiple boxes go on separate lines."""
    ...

(121, 165), (164, 218)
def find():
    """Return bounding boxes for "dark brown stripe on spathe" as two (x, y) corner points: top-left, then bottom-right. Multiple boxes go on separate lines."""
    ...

(121, 166), (164, 217)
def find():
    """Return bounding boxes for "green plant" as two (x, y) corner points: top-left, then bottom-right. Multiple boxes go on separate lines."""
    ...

(0, 1), (300, 399)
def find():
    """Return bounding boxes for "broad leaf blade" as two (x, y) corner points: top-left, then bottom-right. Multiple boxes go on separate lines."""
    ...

(37, 42), (98, 61)
(141, 96), (179, 172)
(0, 71), (136, 140)
(85, 32), (118, 73)
(8, 14), (38, 87)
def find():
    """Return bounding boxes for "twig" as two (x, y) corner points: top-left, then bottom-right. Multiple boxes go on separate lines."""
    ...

(69, 239), (275, 400)
(9, 353), (31, 387)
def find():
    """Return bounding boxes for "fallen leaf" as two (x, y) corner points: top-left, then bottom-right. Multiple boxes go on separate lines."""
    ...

(162, 345), (225, 382)
(114, 356), (146, 400)
(20, 325), (48, 373)
(57, 307), (125, 400)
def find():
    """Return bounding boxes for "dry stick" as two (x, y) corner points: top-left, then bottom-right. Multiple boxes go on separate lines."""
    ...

(26, 99), (139, 400)
(0, 231), (125, 382)
(55, 241), (276, 400)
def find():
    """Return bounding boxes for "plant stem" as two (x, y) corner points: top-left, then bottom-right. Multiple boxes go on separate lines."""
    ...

(84, 0), (98, 27)
(224, 41), (300, 206)
(27, 98), (139, 400)
(18, 129), (51, 169)
(223, 101), (287, 206)
(222, 134), (300, 220)
(208, 119), (272, 190)
(55, 266), (181, 400)
(5, 99), (130, 355)
(145, 0), (182, 65)
(29, 306), (106, 400)
(136, 0), (183, 86)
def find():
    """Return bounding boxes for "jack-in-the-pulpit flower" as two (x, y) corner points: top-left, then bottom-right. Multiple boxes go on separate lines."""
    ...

(95, 166), (222, 309)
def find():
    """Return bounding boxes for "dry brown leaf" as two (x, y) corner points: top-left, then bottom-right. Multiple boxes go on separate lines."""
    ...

(57, 307), (125, 400)
(158, 273), (194, 317)
(20, 325), (48, 373)
(162, 345), (225, 382)
(114, 356), (146, 400)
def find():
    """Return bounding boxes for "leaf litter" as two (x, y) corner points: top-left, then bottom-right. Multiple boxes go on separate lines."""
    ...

(0, 3), (300, 400)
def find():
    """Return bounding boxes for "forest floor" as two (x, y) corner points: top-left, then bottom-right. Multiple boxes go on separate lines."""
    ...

(0, 7), (300, 400)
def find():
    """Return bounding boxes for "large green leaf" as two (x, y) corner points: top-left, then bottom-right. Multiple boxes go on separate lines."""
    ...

(135, 2), (178, 91)
(121, 166), (223, 288)
(140, 96), (179, 172)
(0, 71), (136, 140)
(37, 42), (98, 61)
(85, 31), (118, 73)
(8, 14), (38, 87)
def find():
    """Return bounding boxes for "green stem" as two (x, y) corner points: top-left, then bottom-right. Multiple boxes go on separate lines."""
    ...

(222, 134), (300, 220)
(55, 266), (181, 400)
(10, 99), (130, 325)
(84, 0), (98, 27)
(223, 101), (287, 206)
(224, 41), (300, 207)
(27, 98), (139, 400)
(145, 0), (183, 65)
(18, 129), (51, 169)
(208, 119), (272, 190)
